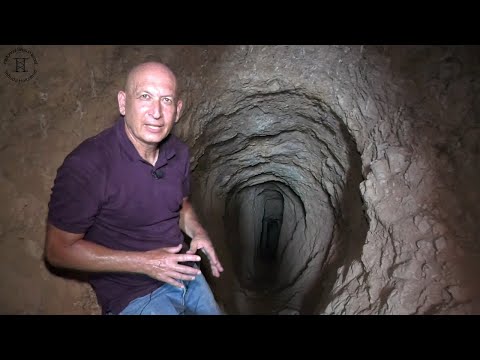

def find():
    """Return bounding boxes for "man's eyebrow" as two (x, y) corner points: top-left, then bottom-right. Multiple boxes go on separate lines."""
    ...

(133, 87), (175, 97)
(134, 89), (151, 96)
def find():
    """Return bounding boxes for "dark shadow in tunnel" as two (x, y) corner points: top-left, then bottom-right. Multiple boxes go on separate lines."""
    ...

(220, 181), (295, 314)
(259, 218), (280, 262)
(253, 188), (284, 291)
(257, 190), (284, 262)
(300, 118), (369, 314)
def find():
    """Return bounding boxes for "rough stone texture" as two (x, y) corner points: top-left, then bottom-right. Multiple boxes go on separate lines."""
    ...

(0, 45), (478, 314)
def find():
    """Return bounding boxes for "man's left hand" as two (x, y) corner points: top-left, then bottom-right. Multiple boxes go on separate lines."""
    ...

(187, 232), (224, 277)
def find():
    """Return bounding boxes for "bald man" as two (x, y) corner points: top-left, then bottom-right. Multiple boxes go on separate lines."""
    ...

(46, 62), (223, 315)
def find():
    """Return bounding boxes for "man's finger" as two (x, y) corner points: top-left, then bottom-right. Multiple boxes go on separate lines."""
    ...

(171, 263), (202, 275)
(168, 271), (197, 281)
(202, 247), (219, 266)
(210, 265), (220, 278)
(201, 248), (223, 277)
(177, 254), (201, 263)
(161, 274), (184, 289)
(216, 260), (224, 272)
(187, 242), (198, 254)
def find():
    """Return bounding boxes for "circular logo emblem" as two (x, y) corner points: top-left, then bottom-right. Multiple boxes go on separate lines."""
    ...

(4, 47), (38, 82)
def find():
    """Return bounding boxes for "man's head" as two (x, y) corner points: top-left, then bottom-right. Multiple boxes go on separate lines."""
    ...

(117, 62), (183, 150)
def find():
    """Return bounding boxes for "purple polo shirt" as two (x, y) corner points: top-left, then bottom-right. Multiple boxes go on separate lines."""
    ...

(48, 116), (191, 314)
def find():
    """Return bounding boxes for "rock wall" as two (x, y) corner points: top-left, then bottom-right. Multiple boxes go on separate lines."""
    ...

(0, 45), (478, 314)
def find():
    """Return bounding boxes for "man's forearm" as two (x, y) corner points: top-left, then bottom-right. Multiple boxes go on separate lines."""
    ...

(51, 239), (145, 273)
(45, 224), (145, 274)
(179, 198), (207, 238)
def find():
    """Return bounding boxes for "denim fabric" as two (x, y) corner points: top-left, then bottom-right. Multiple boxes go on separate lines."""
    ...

(119, 271), (222, 315)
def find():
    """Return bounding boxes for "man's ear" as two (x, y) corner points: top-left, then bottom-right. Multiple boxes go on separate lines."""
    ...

(175, 99), (183, 123)
(118, 91), (126, 115)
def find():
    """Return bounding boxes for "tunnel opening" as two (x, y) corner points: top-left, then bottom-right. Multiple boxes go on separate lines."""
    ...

(259, 218), (280, 261)
(187, 90), (368, 314)
(258, 189), (283, 263)
(223, 181), (306, 297)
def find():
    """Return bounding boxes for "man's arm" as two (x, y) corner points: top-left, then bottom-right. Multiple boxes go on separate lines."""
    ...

(179, 198), (224, 277)
(45, 223), (201, 288)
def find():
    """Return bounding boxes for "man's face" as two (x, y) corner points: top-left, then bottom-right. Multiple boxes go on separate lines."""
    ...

(117, 65), (183, 148)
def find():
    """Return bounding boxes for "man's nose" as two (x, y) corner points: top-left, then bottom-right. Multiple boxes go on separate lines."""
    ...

(151, 100), (163, 119)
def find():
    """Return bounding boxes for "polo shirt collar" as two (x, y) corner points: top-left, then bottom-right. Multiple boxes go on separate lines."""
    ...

(115, 116), (176, 165)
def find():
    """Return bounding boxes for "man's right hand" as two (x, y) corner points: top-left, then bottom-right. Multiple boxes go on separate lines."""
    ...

(143, 244), (202, 288)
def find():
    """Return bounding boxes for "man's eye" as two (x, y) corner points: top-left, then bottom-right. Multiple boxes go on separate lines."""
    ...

(162, 97), (173, 104)
(140, 94), (150, 100)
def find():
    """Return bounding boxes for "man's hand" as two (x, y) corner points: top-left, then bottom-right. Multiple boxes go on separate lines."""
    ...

(143, 244), (202, 288)
(187, 232), (224, 278)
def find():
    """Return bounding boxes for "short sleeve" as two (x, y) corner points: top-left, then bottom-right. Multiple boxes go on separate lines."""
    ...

(48, 150), (105, 234)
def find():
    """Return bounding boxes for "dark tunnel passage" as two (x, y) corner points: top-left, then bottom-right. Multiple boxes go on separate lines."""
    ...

(224, 181), (307, 296)
(258, 188), (284, 263)
(188, 91), (368, 314)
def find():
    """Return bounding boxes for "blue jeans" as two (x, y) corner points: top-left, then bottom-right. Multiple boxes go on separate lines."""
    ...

(119, 272), (223, 315)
